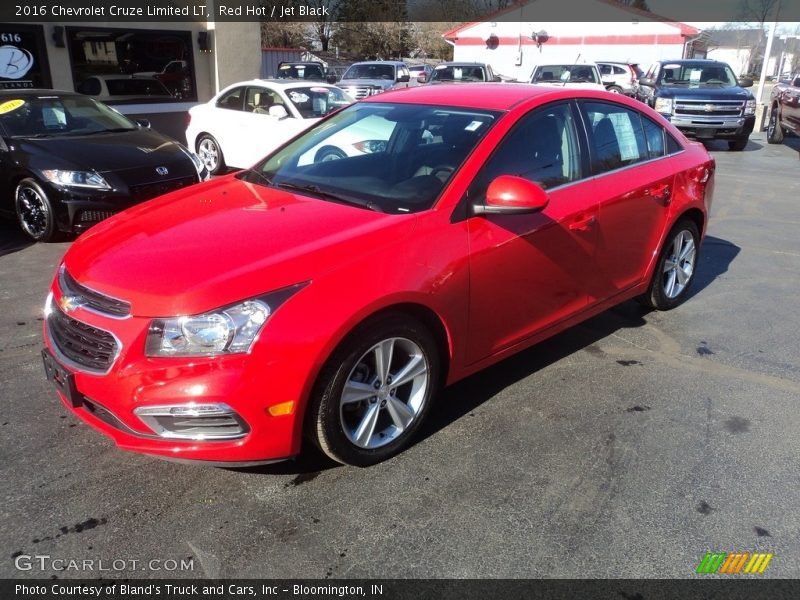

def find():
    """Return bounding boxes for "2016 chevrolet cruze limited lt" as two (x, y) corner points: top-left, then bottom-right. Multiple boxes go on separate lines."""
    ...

(43, 84), (715, 467)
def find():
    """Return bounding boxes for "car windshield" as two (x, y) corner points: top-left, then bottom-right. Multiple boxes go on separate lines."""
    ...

(430, 66), (486, 82)
(277, 64), (325, 80)
(343, 64), (395, 80)
(242, 102), (500, 213)
(658, 64), (738, 86)
(285, 86), (353, 118)
(533, 65), (600, 84)
(0, 95), (137, 137)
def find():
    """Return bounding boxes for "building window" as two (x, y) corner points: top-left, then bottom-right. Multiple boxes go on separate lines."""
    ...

(66, 27), (196, 102)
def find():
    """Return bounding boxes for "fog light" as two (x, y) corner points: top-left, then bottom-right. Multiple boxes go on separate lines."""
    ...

(134, 403), (249, 440)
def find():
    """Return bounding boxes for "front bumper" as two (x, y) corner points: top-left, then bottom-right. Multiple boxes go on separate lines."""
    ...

(661, 113), (755, 140)
(42, 279), (306, 463)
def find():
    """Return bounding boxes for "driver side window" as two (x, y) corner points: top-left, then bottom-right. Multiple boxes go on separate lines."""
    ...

(468, 102), (581, 204)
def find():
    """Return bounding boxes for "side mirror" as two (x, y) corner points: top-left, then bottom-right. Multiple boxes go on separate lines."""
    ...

(638, 77), (655, 87)
(473, 175), (549, 216)
(397, 74), (410, 83)
(416, 73), (427, 83)
(737, 77), (754, 88)
(135, 118), (151, 129)
(268, 105), (290, 120)
(792, 76), (800, 88)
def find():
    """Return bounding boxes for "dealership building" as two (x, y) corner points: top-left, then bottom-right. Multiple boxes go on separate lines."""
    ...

(0, 17), (261, 139)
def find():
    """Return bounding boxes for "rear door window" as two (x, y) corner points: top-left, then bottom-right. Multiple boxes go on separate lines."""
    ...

(581, 101), (648, 172)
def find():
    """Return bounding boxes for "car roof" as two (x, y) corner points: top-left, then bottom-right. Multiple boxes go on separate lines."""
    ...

(362, 82), (581, 111)
(657, 59), (726, 65)
(224, 79), (336, 89)
(350, 61), (406, 66)
(436, 62), (489, 67)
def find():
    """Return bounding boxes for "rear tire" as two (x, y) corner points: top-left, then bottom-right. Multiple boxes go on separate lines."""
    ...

(728, 137), (748, 151)
(307, 313), (440, 467)
(196, 134), (226, 175)
(15, 178), (60, 242)
(767, 106), (784, 144)
(640, 219), (700, 311)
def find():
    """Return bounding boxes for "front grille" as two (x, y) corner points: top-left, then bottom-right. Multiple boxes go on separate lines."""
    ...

(343, 85), (378, 99)
(77, 210), (116, 223)
(47, 306), (119, 373)
(59, 268), (131, 318)
(129, 175), (197, 203)
(674, 99), (744, 117)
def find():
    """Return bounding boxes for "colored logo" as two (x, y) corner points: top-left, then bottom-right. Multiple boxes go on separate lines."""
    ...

(0, 45), (34, 80)
(696, 552), (773, 574)
(0, 98), (25, 114)
(59, 295), (82, 314)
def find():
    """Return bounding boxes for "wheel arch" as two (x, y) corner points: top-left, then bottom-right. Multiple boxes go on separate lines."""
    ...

(679, 207), (706, 238)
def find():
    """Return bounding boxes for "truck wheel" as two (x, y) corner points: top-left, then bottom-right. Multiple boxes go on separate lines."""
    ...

(727, 138), (748, 151)
(767, 106), (784, 144)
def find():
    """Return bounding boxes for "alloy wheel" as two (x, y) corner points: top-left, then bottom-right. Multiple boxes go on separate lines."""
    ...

(198, 138), (219, 172)
(662, 230), (696, 299)
(339, 337), (430, 449)
(16, 184), (49, 238)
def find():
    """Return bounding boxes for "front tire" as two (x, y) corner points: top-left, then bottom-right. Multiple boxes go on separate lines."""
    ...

(606, 85), (623, 94)
(767, 106), (784, 144)
(314, 146), (346, 163)
(727, 137), (748, 151)
(307, 314), (440, 467)
(640, 219), (700, 311)
(196, 134), (226, 175)
(15, 178), (59, 242)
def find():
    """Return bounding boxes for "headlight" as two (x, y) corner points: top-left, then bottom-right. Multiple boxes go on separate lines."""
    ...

(40, 170), (111, 190)
(654, 98), (673, 114)
(145, 284), (306, 357)
(352, 140), (387, 153)
(744, 99), (756, 115)
(370, 87), (384, 95)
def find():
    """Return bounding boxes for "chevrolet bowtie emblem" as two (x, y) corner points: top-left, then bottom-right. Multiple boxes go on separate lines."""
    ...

(59, 295), (82, 313)
(704, 104), (715, 112)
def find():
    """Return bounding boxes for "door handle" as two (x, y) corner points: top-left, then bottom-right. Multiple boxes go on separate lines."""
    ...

(645, 183), (672, 203)
(569, 214), (596, 231)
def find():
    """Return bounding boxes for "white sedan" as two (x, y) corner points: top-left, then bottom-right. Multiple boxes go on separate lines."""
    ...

(186, 80), (354, 174)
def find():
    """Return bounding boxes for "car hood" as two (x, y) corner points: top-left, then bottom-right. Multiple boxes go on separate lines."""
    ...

(16, 128), (190, 173)
(339, 79), (395, 89)
(63, 175), (416, 317)
(656, 85), (753, 100)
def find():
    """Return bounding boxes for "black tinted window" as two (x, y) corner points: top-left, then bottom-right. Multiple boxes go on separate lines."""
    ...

(641, 115), (666, 159)
(469, 102), (581, 200)
(217, 87), (244, 110)
(582, 101), (648, 173)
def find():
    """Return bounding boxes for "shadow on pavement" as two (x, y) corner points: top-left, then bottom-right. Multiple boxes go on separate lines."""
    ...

(0, 221), (34, 257)
(229, 235), (741, 476)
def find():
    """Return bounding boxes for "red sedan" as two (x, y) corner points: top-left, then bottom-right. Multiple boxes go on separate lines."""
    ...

(42, 84), (715, 467)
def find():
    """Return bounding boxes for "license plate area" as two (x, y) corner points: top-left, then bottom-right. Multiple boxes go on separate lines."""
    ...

(42, 348), (82, 407)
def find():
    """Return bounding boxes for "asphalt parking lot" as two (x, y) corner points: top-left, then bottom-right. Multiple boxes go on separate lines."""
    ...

(1, 130), (799, 580)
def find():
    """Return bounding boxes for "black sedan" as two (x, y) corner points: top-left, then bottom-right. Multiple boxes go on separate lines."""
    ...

(0, 90), (208, 241)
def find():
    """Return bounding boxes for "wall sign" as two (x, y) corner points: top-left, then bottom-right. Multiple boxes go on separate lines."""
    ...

(0, 24), (52, 90)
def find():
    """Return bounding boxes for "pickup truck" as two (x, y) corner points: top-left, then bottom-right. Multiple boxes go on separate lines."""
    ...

(767, 73), (800, 144)
(635, 59), (755, 151)
(337, 61), (411, 99)
(426, 62), (501, 84)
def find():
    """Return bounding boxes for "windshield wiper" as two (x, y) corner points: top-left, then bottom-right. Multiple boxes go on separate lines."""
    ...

(78, 127), (138, 135)
(240, 168), (273, 186)
(277, 181), (382, 212)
